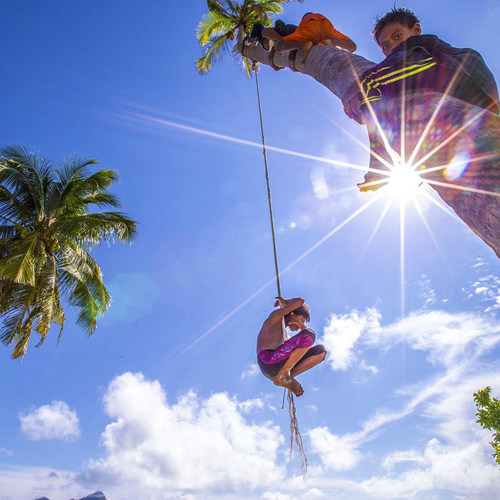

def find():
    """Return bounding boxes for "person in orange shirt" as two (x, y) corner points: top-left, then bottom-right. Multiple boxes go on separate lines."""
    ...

(268, 13), (356, 65)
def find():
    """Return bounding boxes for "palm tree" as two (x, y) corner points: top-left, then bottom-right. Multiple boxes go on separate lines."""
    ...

(196, 0), (297, 75)
(0, 146), (137, 358)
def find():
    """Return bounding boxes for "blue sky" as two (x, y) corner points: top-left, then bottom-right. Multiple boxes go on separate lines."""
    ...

(1, 0), (499, 498)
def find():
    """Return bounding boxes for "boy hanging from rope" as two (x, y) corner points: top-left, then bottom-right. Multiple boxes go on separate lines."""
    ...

(257, 297), (327, 396)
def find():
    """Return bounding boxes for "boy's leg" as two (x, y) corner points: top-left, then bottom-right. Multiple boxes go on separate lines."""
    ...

(272, 347), (309, 397)
(274, 346), (310, 380)
(291, 344), (327, 377)
(275, 343), (326, 382)
(274, 345), (327, 396)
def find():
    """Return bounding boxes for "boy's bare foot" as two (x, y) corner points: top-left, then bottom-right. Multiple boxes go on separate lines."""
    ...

(300, 41), (313, 65)
(273, 372), (304, 397)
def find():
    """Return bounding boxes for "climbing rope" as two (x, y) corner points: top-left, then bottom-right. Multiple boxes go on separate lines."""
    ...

(253, 63), (282, 301)
(252, 61), (308, 478)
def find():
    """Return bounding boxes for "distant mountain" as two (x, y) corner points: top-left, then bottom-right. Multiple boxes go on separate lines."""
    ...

(77, 493), (107, 500)
(72, 493), (108, 500)
(35, 492), (107, 500)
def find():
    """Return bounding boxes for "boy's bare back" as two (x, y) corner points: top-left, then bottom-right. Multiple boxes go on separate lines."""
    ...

(257, 314), (286, 353)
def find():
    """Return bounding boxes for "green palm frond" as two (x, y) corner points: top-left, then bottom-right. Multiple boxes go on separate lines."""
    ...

(196, 32), (233, 74)
(0, 225), (17, 239)
(71, 280), (102, 333)
(33, 257), (57, 340)
(0, 146), (55, 220)
(81, 192), (121, 209)
(242, 52), (253, 76)
(53, 212), (137, 247)
(52, 169), (119, 216)
(0, 234), (40, 285)
(0, 284), (36, 358)
(48, 158), (99, 213)
(56, 158), (99, 187)
(207, 0), (233, 17)
(0, 279), (26, 313)
(197, 11), (235, 45)
(57, 241), (111, 333)
(59, 239), (110, 308)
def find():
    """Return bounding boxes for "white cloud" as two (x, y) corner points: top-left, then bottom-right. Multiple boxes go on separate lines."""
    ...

(382, 449), (426, 470)
(241, 363), (260, 379)
(308, 427), (361, 471)
(354, 439), (499, 498)
(0, 465), (83, 500)
(19, 401), (80, 442)
(472, 274), (500, 312)
(80, 372), (285, 495)
(302, 488), (324, 499)
(261, 492), (295, 500)
(359, 359), (378, 375)
(471, 257), (486, 269)
(417, 274), (437, 308)
(320, 308), (381, 371)
(464, 261), (500, 312)
(366, 310), (500, 367)
(237, 398), (264, 414)
(262, 489), (323, 500)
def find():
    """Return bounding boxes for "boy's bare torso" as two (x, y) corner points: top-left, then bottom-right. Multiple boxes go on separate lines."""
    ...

(257, 316), (287, 353)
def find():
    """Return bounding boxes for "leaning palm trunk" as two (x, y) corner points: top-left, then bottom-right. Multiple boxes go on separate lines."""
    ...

(242, 42), (500, 257)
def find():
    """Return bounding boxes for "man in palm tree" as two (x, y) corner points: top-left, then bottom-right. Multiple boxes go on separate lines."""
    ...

(257, 297), (327, 396)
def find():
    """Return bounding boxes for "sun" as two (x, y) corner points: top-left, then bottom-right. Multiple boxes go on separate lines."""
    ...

(385, 158), (424, 200)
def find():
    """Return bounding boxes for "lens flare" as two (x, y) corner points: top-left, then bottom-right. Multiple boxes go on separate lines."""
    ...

(444, 151), (471, 180)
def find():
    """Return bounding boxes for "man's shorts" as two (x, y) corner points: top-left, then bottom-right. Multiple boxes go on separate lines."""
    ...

(283, 13), (349, 44)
